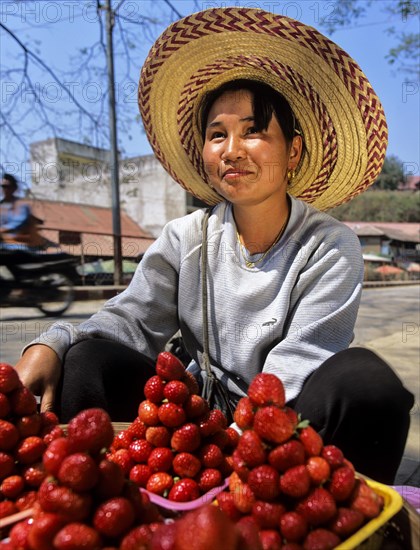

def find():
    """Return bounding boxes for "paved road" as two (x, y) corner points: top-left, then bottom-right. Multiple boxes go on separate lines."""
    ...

(1, 285), (419, 484)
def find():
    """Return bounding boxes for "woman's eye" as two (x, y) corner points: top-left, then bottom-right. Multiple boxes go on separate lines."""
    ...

(245, 126), (258, 135)
(209, 131), (225, 140)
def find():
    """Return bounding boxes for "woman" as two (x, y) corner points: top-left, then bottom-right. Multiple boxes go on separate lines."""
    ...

(15, 8), (413, 483)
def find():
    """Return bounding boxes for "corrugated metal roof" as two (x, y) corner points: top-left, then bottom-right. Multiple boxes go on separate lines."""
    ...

(344, 222), (419, 242)
(27, 199), (152, 238)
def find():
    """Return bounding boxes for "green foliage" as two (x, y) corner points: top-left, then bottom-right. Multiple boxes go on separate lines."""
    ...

(373, 155), (405, 190)
(328, 190), (420, 222)
(321, 0), (419, 77)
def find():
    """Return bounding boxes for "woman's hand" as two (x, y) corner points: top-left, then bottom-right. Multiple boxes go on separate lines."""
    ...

(14, 344), (62, 413)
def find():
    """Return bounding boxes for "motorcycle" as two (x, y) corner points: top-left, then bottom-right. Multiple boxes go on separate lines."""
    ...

(0, 249), (79, 316)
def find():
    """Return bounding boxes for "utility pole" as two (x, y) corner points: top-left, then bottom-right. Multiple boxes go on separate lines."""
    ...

(105, 0), (122, 285)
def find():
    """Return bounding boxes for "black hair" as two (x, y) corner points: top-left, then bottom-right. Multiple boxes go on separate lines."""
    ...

(200, 79), (302, 145)
(2, 173), (18, 189)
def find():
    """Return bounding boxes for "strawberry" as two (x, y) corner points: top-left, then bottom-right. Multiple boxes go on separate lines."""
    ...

(237, 430), (266, 468)
(0, 392), (11, 419)
(158, 402), (186, 427)
(252, 500), (286, 529)
(329, 507), (364, 537)
(172, 452), (202, 478)
(0, 419), (19, 451)
(181, 370), (200, 395)
(259, 529), (282, 550)
(231, 480), (256, 514)
(126, 416), (147, 439)
(168, 478), (200, 502)
(15, 489), (38, 511)
(197, 468), (223, 493)
(174, 504), (240, 550)
(111, 429), (135, 451)
(155, 351), (186, 381)
(9, 519), (32, 550)
(108, 448), (135, 475)
(95, 458), (125, 499)
(350, 478), (384, 519)
(145, 425), (171, 447)
(198, 409), (227, 436)
(148, 447), (174, 472)
(0, 451), (15, 479)
(129, 463), (152, 488)
(248, 373), (285, 408)
(149, 522), (177, 550)
(233, 397), (255, 430)
(280, 511), (308, 543)
(0, 500), (18, 519)
(184, 394), (209, 419)
(54, 523), (102, 550)
(217, 491), (243, 521)
(144, 375), (165, 403)
(40, 411), (59, 429)
(296, 487), (337, 526)
(1, 474), (25, 499)
(38, 479), (92, 521)
(298, 426), (323, 457)
(163, 380), (190, 404)
(306, 456), (331, 486)
(328, 465), (355, 502)
(57, 452), (99, 492)
(0, 363), (20, 394)
(120, 524), (153, 550)
(199, 443), (224, 468)
(22, 462), (46, 488)
(15, 436), (46, 464)
(43, 437), (71, 476)
(225, 426), (240, 449)
(138, 400), (160, 426)
(268, 440), (306, 472)
(146, 472), (173, 496)
(248, 465), (280, 501)
(93, 497), (136, 538)
(9, 386), (37, 416)
(67, 408), (114, 454)
(15, 414), (41, 438)
(128, 439), (153, 463)
(235, 516), (263, 550)
(321, 445), (344, 470)
(171, 423), (201, 452)
(253, 406), (294, 444)
(42, 425), (65, 445)
(231, 448), (251, 481)
(27, 512), (66, 550)
(280, 465), (311, 499)
(303, 528), (340, 549)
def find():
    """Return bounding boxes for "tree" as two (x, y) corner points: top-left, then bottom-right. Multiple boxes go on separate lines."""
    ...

(319, 0), (419, 77)
(0, 0), (200, 179)
(372, 155), (406, 190)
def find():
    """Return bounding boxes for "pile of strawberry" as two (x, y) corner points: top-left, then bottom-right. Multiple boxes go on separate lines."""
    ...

(2, 405), (166, 549)
(106, 352), (238, 502)
(0, 363), (64, 520)
(215, 372), (384, 550)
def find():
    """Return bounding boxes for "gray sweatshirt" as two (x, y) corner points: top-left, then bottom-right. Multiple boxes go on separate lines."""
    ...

(31, 196), (363, 403)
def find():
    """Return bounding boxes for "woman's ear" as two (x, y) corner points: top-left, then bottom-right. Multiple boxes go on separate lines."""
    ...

(288, 135), (303, 169)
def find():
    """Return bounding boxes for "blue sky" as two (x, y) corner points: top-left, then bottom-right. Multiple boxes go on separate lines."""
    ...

(1, 0), (419, 183)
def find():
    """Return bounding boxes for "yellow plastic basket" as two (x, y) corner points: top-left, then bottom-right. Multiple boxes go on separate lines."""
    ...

(335, 478), (404, 550)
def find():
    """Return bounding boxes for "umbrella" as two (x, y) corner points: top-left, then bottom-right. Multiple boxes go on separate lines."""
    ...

(374, 265), (404, 275)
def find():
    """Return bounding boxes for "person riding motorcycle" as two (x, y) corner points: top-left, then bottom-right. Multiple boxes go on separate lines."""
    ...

(0, 173), (45, 251)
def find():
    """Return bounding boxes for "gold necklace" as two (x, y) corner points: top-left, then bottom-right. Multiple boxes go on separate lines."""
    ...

(236, 216), (288, 268)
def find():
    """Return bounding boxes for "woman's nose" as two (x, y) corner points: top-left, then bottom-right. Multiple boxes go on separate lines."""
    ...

(221, 134), (246, 161)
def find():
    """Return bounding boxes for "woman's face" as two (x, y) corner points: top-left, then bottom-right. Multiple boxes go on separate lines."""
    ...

(202, 89), (301, 208)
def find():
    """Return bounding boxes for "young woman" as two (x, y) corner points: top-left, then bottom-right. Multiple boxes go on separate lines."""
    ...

(15, 8), (413, 483)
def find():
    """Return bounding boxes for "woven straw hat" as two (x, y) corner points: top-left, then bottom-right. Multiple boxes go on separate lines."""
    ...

(139, 7), (388, 210)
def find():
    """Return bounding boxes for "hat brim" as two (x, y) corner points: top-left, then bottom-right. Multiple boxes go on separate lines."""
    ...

(139, 8), (387, 210)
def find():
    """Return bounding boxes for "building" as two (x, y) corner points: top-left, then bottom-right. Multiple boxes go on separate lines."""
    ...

(30, 138), (202, 238)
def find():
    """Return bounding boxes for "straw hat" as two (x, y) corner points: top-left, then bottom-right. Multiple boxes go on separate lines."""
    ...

(139, 7), (388, 210)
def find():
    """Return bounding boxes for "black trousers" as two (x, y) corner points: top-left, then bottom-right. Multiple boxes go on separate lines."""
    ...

(57, 340), (414, 484)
